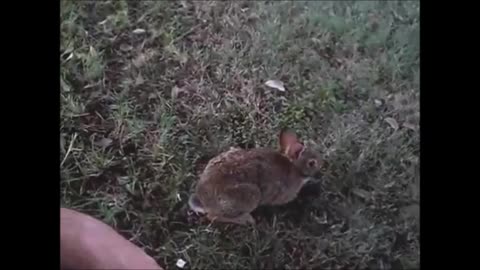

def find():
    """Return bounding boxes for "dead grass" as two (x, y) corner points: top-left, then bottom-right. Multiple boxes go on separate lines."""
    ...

(61, 1), (419, 269)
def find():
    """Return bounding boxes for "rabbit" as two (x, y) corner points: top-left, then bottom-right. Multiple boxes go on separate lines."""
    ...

(188, 128), (324, 225)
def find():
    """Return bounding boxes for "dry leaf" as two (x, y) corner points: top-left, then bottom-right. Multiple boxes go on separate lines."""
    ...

(132, 28), (146, 34)
(132, 50), (157, 68)
(385, 117), (399, 130)
(132, 53), (146, 68)
(384, 181), (395, 188)
(95, 138), (113, 148)
(98, 19), (108, 25)
(178, 53), (188, 65)
(171, 86), (185, 99)
(400, 204), (419, 220)
(66, 53), (74, 61)
(265, 80), (286, 92)
(60, 136), (66, 152)
(351, 188), (371, 200)
(119, 44), (133, 52)
(61, 78), (71, 92)
(176, 259), (186, 268)
(374, 99), (383, 107)
(410, 182), (419, 201)
(135, 73), (145, 85)
(403, 122), (417, 131)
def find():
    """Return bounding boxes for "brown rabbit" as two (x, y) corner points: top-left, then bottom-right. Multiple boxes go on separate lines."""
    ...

(188, 129), (324, 225)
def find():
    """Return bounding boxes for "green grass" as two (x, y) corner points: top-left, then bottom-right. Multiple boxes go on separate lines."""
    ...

(60, 1), (419, 269)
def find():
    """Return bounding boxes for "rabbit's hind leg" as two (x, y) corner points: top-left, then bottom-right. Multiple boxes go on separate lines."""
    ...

(209, 183), (261, 225)
(207, 212), (255, 225)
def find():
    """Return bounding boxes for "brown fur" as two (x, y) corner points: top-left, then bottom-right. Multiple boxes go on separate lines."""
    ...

(61, 208), (163, 270)
(189, 130), (323, 225)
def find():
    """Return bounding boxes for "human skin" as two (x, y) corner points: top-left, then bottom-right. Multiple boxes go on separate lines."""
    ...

(60, 208), (163, 270)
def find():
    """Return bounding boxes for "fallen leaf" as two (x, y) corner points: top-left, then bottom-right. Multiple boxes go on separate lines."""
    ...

(400, 204), (419, 220)
(171, 86), (185, 99)
(132, 50), (157, 68)
(132, 28), (146, 34)
(265, 80), (286, 92)
(95, 138), (113, 148)
(176, 259), (186, 268)
(384, 181), (395, 188)
(60, 136), (66, 152)
(135, 73), (145, 85)
(317, 239), (329, 251)
(403, 122), (417, 131)
(374, 99), (383, 107)
(61, 77), (71, 92)
(89, 46), (98, 57)
(351, 188), (371, 200)
(66, 53), (74, 61)
(117, 176), (129, 185)
(119, 44), (133, 52)
(385, 117), (399, 130)
(356, 243), (370, 254)
(410, 182), (419, 201)
(148, 92), (158, 100)
(98, 19), (108, 25)
(132, 53), (146, 68)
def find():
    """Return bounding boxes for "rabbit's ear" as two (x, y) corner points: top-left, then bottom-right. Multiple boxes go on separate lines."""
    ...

(280, 129), (304, 160)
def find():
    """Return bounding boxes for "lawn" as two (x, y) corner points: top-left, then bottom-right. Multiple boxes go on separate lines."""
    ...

(60, 1), (419, 269)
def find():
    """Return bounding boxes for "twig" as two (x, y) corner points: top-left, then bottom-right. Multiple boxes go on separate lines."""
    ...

(61, 133), (78, 167)
(172, 24), (202, 44)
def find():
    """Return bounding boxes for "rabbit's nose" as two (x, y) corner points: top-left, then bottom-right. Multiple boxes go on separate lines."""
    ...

(312, 170), (324, 180)
(304, 175), (321, 185)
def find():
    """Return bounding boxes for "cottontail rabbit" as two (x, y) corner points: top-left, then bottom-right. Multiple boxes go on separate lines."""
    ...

(188, 129), (324, 225)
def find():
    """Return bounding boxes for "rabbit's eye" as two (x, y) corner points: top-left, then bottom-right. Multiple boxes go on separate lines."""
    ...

(307, 159), (317, 168)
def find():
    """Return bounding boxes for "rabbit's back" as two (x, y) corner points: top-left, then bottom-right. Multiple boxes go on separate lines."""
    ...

(197, 147), (305, 209)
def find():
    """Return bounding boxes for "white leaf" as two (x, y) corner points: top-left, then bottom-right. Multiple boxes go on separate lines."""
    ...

(95, 138), (113, 148)
(384, 181), (395, 188)
(135, 73), (145, 86)
(176, 259), (186, 268)
(171, 86), (185, 99)
(119, 44), (133, 52)
(403, 122), (417, 131)
(352, 188), (371, 200)
(132, 53), (146, 68)
(61, 77), (71, 92)
(385, 117), (399, 130)
(89, 46), (98, 57)
(98, 19), (108, 25)
(66, 53), (74, 61)
(264, 80), (285, 92)
(133, 28), (146, 34)
(400, 204), (419, 220)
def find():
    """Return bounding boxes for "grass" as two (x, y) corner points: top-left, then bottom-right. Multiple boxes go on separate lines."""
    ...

(60, 1), (419, 269)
